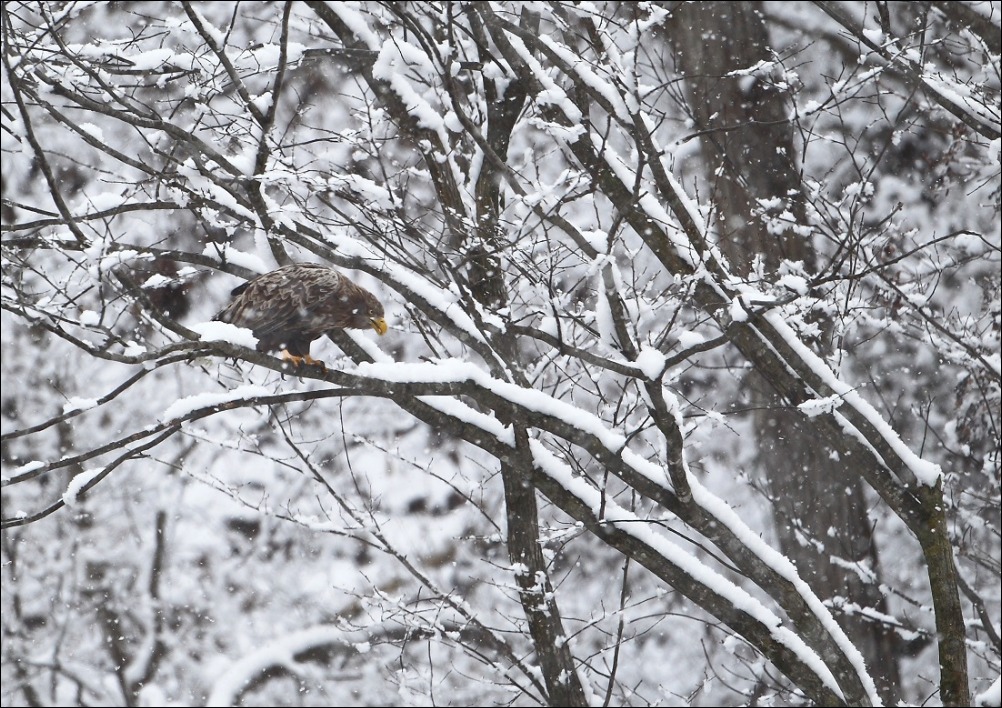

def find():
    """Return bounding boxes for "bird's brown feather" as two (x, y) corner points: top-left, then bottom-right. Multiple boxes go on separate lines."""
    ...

(214, 264), (386, 362)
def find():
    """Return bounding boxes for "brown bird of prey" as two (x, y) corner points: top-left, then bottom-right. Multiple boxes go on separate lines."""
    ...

(215, 263), (387, 367)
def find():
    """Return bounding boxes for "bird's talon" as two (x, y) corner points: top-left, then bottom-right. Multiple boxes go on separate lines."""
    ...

(280, 351), (326, 372)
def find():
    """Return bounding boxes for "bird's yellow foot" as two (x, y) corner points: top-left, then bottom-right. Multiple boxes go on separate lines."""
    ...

(280, 351), (327, 372)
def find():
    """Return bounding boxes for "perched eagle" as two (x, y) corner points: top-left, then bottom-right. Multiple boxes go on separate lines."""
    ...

(215, 264), (387, 367)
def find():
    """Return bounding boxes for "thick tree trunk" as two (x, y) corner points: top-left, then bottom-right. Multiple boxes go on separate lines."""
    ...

(667, 2), (903, 702)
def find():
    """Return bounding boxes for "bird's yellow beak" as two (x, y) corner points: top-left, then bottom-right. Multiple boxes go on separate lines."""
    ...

(371, 317), (388, 336)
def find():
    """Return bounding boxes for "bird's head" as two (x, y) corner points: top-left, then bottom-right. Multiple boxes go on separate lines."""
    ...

(353, 291), (387, 335)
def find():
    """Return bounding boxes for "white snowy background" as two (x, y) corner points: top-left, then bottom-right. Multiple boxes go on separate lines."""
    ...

(1, 2), (999, 706)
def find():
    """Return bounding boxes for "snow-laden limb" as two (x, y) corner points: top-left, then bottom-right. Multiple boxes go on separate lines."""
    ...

(495, 10), (944, 496)
(354, 359), (627, 449)
(527, 439), (849, 705)
(161, 385), (273, 422)
(2, 461), (45, 485)
(974, 676), (1002, 708)
(526, 29), (944, 491)
(476, 11), (968, 704)
(371, 368), (865, 703)
(345, 355), (877, 703)
(205, 626), (362, 707)
(813, 0), (1001, 140)
(761, 310), (942, 486)
(522, 28), (943, 530)
(922, 70), (1001, 137)
(686, 477), (880, 705)
(200, 243), (270, 275)
(634, 346), (666, 380)
(62, 467), (105, 506)
(372, 40), (449, 139)
(310, 2), (472, 237)
(190, 321), (259, 349)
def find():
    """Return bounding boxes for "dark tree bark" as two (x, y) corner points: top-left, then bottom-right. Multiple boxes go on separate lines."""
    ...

(470, 9), (589, 702)
(666, 2), (903, 702)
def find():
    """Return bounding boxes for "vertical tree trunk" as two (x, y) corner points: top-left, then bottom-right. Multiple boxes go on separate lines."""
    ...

(666, 3), (903, 702)
(465, 10), (588, 704)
